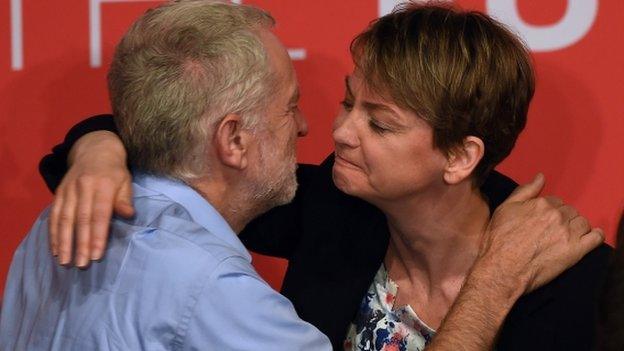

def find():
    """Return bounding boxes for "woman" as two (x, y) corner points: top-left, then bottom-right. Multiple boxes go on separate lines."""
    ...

(40, 3), (610, 350)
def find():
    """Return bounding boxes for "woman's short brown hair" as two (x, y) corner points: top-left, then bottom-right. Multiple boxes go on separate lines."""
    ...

(351, 2), (535, 185)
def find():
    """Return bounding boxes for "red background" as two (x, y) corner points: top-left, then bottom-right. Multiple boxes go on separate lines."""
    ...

(1, 0), (623, 294)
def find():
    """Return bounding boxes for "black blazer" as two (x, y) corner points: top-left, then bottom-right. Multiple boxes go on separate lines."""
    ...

(41, 115), (612, 350)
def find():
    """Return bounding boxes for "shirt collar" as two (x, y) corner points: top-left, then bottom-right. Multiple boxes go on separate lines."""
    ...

(133, 173), (251, 262)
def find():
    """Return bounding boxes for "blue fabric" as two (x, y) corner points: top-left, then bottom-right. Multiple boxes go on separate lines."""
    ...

(0, 174), (331, 350)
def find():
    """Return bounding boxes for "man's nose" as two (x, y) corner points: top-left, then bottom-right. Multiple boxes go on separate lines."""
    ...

(296, 110), (308, 137)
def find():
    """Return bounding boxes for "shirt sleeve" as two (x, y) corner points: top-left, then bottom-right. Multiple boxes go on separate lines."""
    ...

(181, 257), (332, 351)
(39, 114), (118, 192)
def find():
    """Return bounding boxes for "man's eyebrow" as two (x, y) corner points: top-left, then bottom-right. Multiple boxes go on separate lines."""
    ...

(289, 87), (300, 104)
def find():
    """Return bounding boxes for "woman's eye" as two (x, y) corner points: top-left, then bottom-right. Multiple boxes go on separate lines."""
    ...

(340, 100), (354, 111)
(368, 119), (388, 134)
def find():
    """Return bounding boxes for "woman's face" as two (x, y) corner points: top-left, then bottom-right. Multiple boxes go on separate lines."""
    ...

(332, 71), (449, 204)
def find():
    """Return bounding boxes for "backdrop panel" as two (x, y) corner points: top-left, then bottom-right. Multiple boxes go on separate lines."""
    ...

(1, 0), (622, 294)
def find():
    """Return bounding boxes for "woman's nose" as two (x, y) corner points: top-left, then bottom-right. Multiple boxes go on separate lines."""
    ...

(332, 112), (359, 148)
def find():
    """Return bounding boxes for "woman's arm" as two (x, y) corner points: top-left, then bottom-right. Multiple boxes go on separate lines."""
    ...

(40, 115), (119, 192)
(40, 117), (134, 266)
(39, 115), (314, 266)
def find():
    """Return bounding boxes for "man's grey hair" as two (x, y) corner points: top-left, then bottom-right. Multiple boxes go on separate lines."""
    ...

(108, 0), (276, 180)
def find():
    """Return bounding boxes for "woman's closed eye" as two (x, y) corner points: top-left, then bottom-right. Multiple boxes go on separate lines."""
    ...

(340, 100), (354, 111)
(368, 118), (390, 134)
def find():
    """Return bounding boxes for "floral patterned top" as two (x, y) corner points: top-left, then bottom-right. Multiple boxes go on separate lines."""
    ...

(344, 265), (436, 351)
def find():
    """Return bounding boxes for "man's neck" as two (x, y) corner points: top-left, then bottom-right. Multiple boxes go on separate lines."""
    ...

(188, 177), (258, 234)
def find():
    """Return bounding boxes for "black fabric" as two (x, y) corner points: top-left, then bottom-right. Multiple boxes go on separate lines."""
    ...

(40, 115), (612, 350)
(39, 115), (118, 192)
(596, 213), (624, 351)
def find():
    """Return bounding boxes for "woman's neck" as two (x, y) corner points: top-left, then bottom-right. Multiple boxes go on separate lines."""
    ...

(381, 182), (490, 294)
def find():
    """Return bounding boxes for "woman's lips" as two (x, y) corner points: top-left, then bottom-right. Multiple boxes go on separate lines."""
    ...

(334, 153), (361, 170)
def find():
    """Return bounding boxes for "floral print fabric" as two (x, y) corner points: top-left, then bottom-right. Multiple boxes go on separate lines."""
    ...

(344, 265), (436, 351)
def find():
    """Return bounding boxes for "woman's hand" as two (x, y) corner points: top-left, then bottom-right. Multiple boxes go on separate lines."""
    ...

(49, 131), (134, 267)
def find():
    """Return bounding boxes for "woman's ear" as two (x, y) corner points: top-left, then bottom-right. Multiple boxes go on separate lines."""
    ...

(443, 136), (485, 185)
(213, 114), (251, 170)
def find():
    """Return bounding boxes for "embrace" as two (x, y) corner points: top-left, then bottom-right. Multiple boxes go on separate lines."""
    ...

(0, 1), (610, 350)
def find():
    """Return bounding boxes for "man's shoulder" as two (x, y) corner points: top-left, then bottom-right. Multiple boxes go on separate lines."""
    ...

(109, 219), (252, 279)
(1, 207), (261, 351)
(116, 186), (246, 263)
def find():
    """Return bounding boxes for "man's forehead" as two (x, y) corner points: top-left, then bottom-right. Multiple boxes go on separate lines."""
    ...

(257, 29), (298, 97)
(258, 29), (291, 70)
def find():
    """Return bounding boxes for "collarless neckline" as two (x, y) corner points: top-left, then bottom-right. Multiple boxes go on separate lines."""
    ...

(378, 264), (437, 335)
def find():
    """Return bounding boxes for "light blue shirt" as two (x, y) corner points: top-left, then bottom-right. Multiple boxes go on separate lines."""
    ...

(0, 174), (331, 350)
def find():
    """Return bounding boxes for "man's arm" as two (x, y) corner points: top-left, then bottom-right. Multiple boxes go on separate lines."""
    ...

(427, 174), (604, 350)
(427, 265), (522, 350)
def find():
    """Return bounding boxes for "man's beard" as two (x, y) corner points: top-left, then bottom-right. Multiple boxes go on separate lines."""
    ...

(246, 135), (298, 215)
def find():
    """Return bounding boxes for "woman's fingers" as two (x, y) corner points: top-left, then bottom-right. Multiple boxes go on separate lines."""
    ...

(57, 182), (78, 265)
(90, 182), (118, 261)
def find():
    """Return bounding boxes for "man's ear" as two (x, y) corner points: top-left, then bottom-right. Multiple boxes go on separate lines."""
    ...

(443, 136), (485, 185)
(213, 113), (251, 170)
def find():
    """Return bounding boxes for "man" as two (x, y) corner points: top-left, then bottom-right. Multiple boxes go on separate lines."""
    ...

(3, 1), (604, 351)
(0, 1), (330, 350)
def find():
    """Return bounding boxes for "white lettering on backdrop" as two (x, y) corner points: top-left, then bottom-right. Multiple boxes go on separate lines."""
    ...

(378, 0), (598, 52)
(86, 0), (305, 68)
(7, 0), (599, 71)
(486, 0), (598, 52)
(10, 0), (22, 70)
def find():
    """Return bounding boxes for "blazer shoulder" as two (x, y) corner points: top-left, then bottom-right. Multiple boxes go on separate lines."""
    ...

(549, 243), (613, 303)
(565, 243), (613, 281)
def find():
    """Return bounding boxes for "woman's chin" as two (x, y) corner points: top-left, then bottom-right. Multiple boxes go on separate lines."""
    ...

(332, 164), (362, 197)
